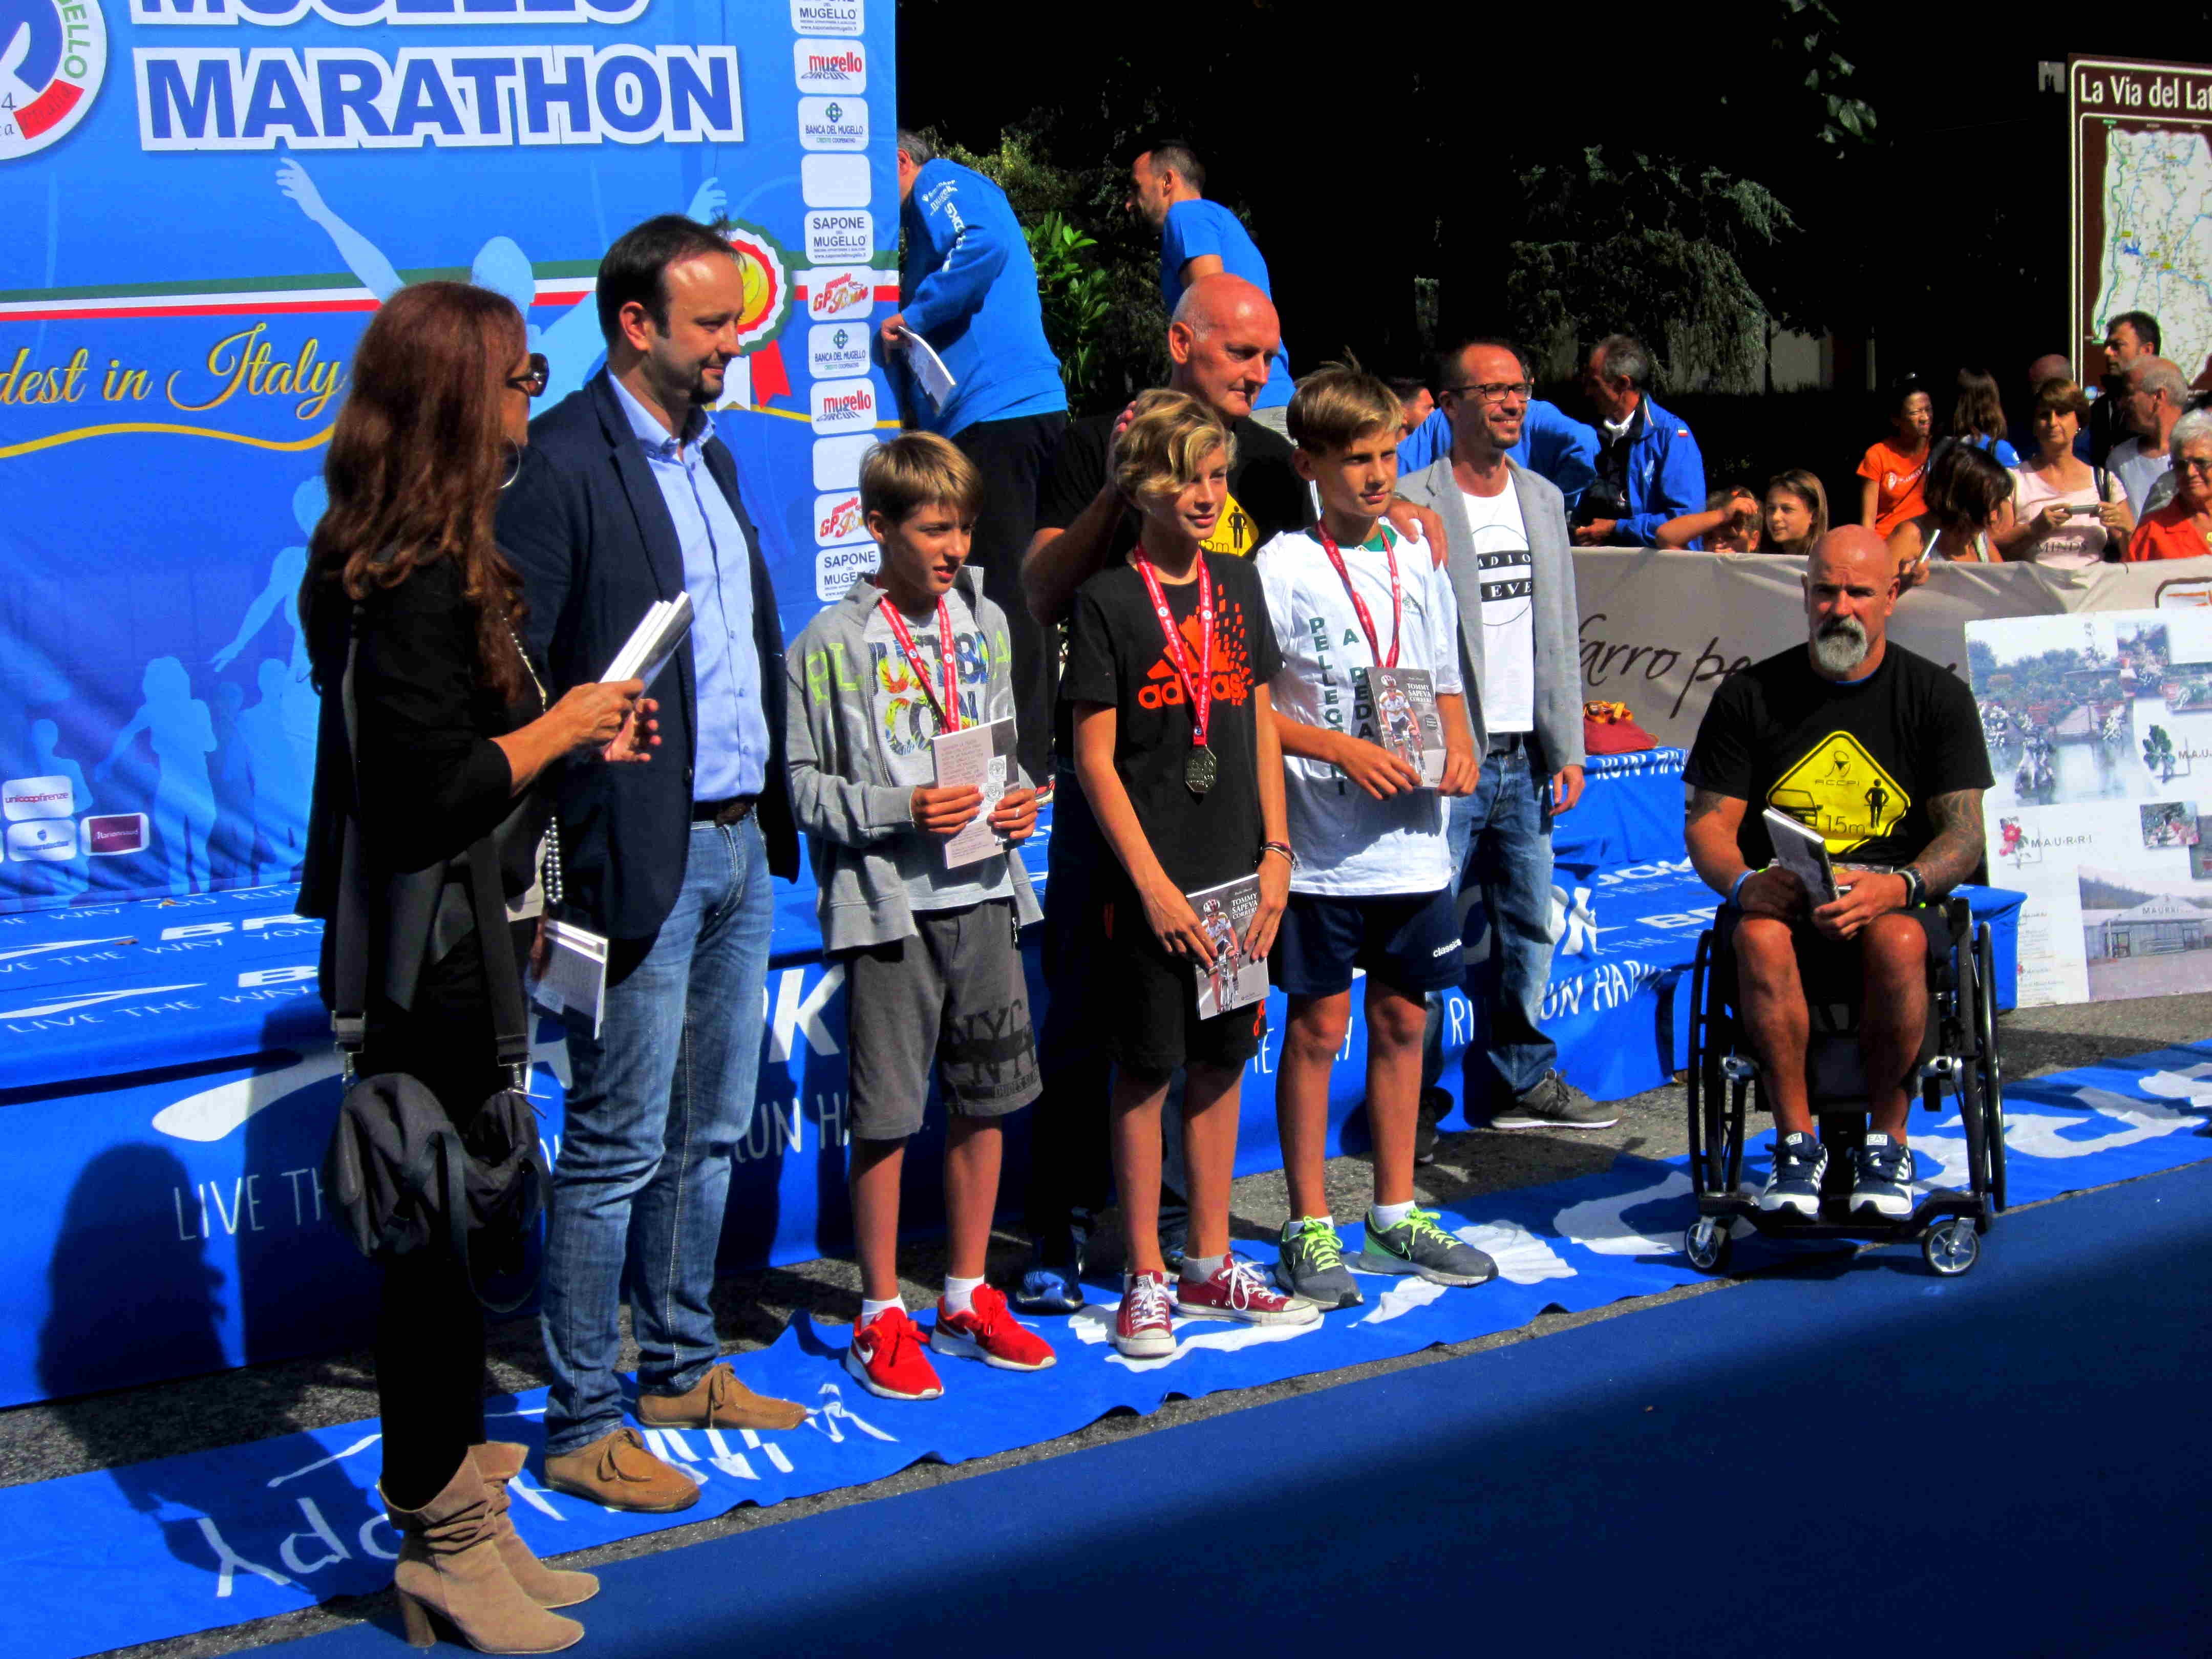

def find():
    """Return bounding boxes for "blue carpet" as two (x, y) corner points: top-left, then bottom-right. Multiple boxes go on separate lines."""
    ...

(11, 1044), (2212, 1659)
(286, 1157), (2212, 1659)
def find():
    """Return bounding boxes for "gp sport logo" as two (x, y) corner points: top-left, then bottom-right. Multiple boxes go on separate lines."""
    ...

(0, 0), (105, 160)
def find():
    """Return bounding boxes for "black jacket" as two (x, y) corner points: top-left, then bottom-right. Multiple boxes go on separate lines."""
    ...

(497, 371), (798, 941)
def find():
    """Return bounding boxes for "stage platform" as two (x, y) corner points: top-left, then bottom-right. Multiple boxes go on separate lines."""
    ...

(8, 1039), (2203, 1659)
(0, 750), (2023, 1408)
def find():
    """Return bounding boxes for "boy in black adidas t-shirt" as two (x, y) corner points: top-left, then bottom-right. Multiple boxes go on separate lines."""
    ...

(1061, 390), (1320, 1357)
(1684, 527), (1991, 1222)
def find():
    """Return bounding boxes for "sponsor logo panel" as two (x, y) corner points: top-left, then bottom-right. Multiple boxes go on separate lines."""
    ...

(810, 375), (877, 433)
(811, 433), (880, 491)
(804, 267), (874, 320)
(84, 813), (150, 856)
(7, 819), (77, 861)
(804, 209), (874, 266)
(3, 776), (74, 821)
(814, 490), (867, 548)
(798, 94), (868, 150)
(815, 543), (881, 602)
(806, 323), (869, 379)
(800, 153), (870, 208)
(793, 37), (866, 92)
(790, 0), (863, 34)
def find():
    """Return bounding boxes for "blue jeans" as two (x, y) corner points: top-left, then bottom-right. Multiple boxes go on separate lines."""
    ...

(541, 815), (774, 1456)
(1434, 745), (1560, 1106)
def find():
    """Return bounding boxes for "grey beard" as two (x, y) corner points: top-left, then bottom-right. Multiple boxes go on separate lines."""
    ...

(1811, 619), (1869, 676)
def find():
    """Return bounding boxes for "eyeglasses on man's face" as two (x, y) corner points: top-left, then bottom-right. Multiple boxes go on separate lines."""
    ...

(1444, 381), (1532, 404)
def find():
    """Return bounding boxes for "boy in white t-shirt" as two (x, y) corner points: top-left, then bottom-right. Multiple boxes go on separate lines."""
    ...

(1256, 364), (1498, 1309)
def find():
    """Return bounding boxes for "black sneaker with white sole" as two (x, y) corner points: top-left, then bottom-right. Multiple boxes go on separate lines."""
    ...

(1488, 1071), (1618, 1131)
(1758, 1131), (1827, 1218)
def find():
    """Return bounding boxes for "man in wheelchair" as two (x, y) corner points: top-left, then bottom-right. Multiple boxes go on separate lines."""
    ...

(1683, 527), (1991, 1220)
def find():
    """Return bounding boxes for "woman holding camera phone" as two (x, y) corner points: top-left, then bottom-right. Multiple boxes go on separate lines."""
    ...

(1998, 377), (2132, 567)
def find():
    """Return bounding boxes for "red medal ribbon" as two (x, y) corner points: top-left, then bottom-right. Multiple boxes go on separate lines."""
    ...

(1133, 550), (1213, 748)
(1316, 523), (1401, 668)
(877, 594), (962, 734)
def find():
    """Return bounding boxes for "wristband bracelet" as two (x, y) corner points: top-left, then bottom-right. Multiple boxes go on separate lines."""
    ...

(1729, 867), (1755, 906)
(1262, 841), (1295, 868)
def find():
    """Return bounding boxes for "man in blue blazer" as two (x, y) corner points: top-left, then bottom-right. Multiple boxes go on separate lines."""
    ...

(500, 216), (806, 1512)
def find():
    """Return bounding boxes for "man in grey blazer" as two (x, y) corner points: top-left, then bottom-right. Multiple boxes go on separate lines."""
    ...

(1397, 338), (1615, 1131)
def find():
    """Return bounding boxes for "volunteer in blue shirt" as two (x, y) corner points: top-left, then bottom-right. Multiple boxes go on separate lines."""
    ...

(1573, 334), (1707, 546)
(884, 129), (1069, 785)
(1398, 394), (1601, 510)
(1125, 139), (1295, 428)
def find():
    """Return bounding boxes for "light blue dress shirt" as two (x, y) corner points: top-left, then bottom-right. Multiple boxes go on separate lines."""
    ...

(608, 375), (769, 800)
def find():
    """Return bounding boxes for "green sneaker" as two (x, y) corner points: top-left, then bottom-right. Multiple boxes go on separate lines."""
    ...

(1355, 1207), (1498, 1287)
(1273, 1217), (1363, 1309)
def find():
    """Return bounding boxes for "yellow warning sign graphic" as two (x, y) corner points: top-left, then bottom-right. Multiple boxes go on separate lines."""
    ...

(1767, 731), (1909, 856)
(1202, 490), (1262, 558)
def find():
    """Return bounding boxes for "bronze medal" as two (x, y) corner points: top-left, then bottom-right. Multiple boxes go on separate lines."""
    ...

(1185, 745), (1218, 795)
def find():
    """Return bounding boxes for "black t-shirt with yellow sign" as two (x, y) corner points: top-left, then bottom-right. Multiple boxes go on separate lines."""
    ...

(1038, 408), (1314, 766)
(1685, 642), (1992, 868)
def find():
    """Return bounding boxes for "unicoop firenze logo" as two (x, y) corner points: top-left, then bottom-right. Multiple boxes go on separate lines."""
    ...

(0, 0), (108, 161)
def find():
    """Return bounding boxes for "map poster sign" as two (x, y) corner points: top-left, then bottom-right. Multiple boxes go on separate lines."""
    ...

(1968, 607), (2212, 1008)
(2070, 55), (2212, 391)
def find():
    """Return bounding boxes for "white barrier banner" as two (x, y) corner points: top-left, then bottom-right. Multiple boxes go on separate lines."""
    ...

(1571, 551), (2212, 751)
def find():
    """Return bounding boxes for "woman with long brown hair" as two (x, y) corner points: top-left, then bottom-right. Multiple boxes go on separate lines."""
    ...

(299, 281), (652, 1653)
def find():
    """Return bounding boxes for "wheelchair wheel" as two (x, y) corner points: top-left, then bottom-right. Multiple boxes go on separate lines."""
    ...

(1684, 1216), (1732, 1274)
(1923, 1217), (1980, 1276)
(1975, 923), (2008, 1214)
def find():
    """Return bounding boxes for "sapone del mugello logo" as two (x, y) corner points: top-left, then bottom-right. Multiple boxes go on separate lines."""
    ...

(0, 0), (105, 161)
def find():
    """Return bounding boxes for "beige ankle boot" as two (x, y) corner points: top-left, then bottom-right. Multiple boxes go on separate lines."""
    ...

(469, 1443), (599, 1609)
(384, 1455), (584, 1652)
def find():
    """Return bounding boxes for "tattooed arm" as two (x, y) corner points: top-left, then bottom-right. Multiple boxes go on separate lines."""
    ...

(1906, 789), (1985, 898)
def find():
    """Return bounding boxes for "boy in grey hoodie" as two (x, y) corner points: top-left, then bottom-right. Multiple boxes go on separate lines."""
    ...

(785, 433), (1054, 1403)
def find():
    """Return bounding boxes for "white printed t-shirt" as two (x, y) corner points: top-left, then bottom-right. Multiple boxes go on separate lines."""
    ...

(1458, 482), (1533, 732)
(859, 587), (1013, 912)
(1256, 522), (1462, 896)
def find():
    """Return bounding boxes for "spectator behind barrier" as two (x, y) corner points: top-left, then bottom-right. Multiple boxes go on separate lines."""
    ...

(2090, 310), (2160, 466)
(1683, 525), (1991, 1222)
(1125, 138), (1295, 425)
(2124, 408), (2212, 561)
(1762, 470), (1828, 557)
(1656, 484), (1760, 550)
(2013, 352), (2082, 461)
(1889, 442), (2013, 577)
(1993, 378), (2133, 568)
(1950, 368), (2019, 466)
(1573, 333), (1706, 545)
(1857, 375), (1934, 539)
(2110, 356), (2189, 519)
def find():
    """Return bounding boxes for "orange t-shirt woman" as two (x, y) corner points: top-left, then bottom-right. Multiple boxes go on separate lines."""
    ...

(1858, 380), (1934, 538)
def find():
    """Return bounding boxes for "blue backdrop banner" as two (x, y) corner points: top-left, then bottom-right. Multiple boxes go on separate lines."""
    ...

(0, 0), (896, 910)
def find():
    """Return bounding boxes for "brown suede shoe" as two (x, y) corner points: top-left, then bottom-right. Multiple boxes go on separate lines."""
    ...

(635, 1362), (807, 1432)
(540, 1427), (700, 1514)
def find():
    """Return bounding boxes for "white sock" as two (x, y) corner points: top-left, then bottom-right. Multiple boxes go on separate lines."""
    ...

(859, 1297), (903, 1325)
(941, 1274), (984, 1314)
(1288, 1214), (1334, 1234)
(1370, 1200), (1416, 1231)
(1180, 1251), (1225, 1283)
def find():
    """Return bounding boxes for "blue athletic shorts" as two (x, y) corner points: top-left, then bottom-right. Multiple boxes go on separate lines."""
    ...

(1271, 887), (1464, 998)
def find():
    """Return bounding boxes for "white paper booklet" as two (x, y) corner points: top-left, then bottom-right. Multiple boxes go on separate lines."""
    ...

(895, 325), (959, 411)
(1186, 872), (1268, 1017)
(602, 591), (694, 690)
(933, 716), (1016, 869)
(1762, 806), (1840, 903)
(529, 919), (608, 1037)
(1355, 665), (1446, 786)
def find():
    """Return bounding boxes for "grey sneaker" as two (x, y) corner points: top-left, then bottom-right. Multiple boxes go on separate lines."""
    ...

(1355, 1207), (1498, 1287)
(1274, 1217), (1363, 1309)
(1490, 1071), (1619, 1131)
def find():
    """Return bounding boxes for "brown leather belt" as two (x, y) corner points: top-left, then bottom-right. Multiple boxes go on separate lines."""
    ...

(692, 795), (758, 826)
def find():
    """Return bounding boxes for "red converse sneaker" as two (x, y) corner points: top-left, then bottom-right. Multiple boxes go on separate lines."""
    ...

(1114, 1270), (1177, 1359)
(844, 1306), (943, 1401)
(931, 1284), (1057, 1371)
(1176, 1252), (1321, 1326)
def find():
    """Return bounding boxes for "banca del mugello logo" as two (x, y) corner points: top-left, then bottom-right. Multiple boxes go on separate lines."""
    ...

(0, 0), (105, 160)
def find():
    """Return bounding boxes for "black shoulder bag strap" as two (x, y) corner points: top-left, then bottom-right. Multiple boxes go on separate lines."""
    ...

(331, 619), (371, 1076)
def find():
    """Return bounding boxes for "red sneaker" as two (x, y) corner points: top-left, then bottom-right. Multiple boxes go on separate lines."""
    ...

(1176, 1253), (1320, 1326)
(1114, 1270), (1177, 1359)
(844, 1306), (943, 1401)
(930, 1284), (1057, 1371)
